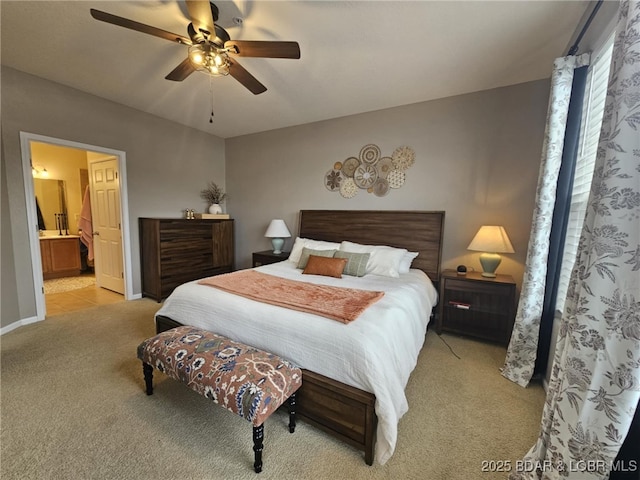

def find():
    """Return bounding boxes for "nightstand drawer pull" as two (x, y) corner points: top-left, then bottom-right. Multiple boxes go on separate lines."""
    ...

(449, 301), (471, 310)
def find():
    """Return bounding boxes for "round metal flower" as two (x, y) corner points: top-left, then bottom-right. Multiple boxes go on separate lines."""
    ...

(373, 178), (390, 197)
(340, 177), (358, 198)
(376, 157), (394, 178)
(387, 169), (406, 189)
(342, 157), (360, 177)
(325, 169), (343, 191)
(359, 144), (381, 164)
(353, 164), (378, 189)
(391, 146), (415, 171)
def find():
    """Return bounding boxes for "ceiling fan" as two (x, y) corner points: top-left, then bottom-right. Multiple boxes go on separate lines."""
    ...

(90, 0), (300, 95)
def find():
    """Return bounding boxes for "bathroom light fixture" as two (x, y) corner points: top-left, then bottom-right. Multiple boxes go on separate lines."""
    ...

(32, 165), (49, 178)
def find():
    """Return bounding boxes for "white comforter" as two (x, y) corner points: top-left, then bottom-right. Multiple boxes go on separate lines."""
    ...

(155, 261), (438, 464)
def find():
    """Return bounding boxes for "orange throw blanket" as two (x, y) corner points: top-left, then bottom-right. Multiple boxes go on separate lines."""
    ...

(198, 270), (384, 324)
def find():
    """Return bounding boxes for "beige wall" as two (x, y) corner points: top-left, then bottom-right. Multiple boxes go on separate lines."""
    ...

(226, 79), (551, 291)
(1, 148), (21, 324)
(2, 65), (549, 329)
(1, 66), (225, 328)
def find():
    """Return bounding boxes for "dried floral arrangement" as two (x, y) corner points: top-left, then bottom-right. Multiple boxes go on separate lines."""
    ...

(200, 181), (227, 205)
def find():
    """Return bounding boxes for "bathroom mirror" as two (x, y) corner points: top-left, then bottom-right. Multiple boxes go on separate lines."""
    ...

(34, 178), (68, 231)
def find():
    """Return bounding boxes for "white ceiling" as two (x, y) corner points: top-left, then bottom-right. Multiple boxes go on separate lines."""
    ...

(1, 1), (589, 139)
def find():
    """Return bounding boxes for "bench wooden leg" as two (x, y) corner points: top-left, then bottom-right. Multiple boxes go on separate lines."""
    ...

(253, 424), (264, 473)
(142, 362), (153, 395)
(288, 393), (297, 433)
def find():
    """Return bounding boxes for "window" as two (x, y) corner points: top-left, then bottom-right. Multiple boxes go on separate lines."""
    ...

(555, 33), (615, 313)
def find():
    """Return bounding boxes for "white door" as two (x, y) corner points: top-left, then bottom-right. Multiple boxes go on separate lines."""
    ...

(89, 157), (124, 294)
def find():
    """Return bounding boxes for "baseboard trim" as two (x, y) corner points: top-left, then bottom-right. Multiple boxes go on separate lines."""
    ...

(1, 315), (42, 335)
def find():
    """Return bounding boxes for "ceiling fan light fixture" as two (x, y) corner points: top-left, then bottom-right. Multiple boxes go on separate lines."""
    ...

(188, 44), (230, 77)
(189, 48), (205, 66)
(89, 3), (299, 96)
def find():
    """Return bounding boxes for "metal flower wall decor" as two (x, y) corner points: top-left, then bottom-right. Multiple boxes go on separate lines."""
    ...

(324, 144), (415, 198)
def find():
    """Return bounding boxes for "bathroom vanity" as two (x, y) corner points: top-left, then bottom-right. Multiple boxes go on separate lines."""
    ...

(40, 235), (81, 280)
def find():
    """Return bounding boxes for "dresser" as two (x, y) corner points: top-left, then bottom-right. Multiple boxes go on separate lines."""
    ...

(139, 218), (234, 301)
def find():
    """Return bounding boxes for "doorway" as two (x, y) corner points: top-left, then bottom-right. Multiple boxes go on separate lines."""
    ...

(20, 132), (134, 321)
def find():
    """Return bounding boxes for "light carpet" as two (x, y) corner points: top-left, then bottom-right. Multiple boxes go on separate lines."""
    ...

(0, 299), (546, 480)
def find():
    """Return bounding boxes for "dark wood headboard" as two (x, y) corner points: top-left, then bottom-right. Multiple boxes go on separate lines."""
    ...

(298, 210), (445, 282)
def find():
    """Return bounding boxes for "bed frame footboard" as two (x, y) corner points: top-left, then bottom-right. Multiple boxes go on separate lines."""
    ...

(155, 314), (377, 465)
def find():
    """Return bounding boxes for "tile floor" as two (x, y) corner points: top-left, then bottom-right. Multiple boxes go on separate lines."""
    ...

(45, 283), (124, 316)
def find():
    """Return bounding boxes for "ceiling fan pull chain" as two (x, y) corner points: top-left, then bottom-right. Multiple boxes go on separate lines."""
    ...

(209, 74), (215, 123)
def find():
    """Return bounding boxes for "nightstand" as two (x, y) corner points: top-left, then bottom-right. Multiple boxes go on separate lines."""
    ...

(252, 250), (290, 267)
(437, 269), (516, 345)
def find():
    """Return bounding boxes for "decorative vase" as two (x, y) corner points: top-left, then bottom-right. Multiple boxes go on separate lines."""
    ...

(208, 204), (222, 214)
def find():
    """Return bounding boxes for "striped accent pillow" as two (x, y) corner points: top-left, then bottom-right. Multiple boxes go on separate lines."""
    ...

(297, 247), (337, 269)
(334, 251), (370, 277)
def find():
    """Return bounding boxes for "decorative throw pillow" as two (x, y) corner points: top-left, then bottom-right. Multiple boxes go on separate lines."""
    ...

(288, 237), (341, 264)
(333, 251), (370, 277)
(296, 247), (337, 269)
(302, 255), (348, 278)
(340, 241), (407, 278)
(398, 251), (419, 274)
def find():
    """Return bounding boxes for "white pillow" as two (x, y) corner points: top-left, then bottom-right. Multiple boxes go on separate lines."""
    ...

(399, 251), (419, 274)
(288, 237), (341, 264)
(340, 241), (407, 278)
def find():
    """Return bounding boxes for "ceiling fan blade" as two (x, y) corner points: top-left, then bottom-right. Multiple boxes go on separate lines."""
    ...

(165, 58), (196, 81)
(225, 40), (301, 59)
(185, 0), (216, 37)
(228, 58), (267, 95)
(90, 9), (191, 45)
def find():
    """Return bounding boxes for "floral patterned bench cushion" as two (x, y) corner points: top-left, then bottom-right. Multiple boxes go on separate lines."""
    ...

(137, 326), (302, 426)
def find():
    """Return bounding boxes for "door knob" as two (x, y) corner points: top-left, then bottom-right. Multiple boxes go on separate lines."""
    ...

(94, 231), (100, 236)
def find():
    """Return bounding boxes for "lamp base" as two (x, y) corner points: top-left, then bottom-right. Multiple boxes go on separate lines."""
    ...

(271, 238), (285, 255)
(479, 252), (502, 278)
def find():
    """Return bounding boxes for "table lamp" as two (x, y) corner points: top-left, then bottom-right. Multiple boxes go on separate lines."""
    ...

(264, 219), (291, 254)
(467, 225), (514, 277)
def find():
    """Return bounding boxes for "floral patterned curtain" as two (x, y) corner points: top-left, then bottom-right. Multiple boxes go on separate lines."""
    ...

(511, 1), (640, 478)
(502, 53), (590, 387)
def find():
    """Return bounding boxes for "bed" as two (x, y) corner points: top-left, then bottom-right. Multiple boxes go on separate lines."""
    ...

(154, 210), (445, 465)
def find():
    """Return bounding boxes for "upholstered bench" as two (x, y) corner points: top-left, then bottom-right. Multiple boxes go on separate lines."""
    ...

(137, 326), (302, 473)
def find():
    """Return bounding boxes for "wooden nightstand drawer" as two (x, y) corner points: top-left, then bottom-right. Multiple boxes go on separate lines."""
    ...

(444, 278), (512, 296)
(442, 307), (511, 343)
(443, 282), (513, 315)
(437, 270), (516, 345)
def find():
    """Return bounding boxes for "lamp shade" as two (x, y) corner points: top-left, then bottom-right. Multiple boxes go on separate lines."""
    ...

(264, 219), (291, 254)
(467, 226), (514, 253)
(467, 226), (514, 278)
(264, 219), (291, 239)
